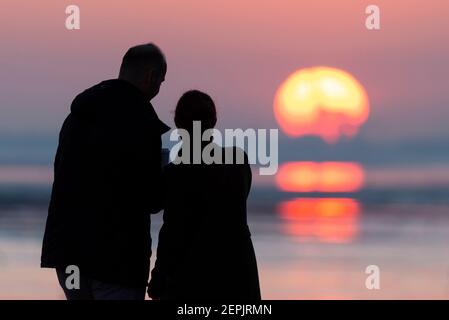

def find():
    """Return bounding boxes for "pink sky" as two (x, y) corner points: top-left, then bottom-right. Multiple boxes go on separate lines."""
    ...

(1, 0), (448, 143)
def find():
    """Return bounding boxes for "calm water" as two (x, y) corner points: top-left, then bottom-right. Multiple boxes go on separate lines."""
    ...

(1, 181), (449, 299)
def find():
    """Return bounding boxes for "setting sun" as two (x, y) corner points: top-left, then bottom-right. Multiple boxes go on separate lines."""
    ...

(274, 67), (369, 143)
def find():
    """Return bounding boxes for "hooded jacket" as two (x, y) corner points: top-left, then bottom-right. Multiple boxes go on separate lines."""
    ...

(41, 79), (169, 287)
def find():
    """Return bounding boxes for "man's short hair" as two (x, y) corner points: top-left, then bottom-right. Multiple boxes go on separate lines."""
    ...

(119, 43), (166, 78)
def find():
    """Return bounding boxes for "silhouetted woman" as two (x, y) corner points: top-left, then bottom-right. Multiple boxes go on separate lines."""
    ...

(148, 90), (261, 300)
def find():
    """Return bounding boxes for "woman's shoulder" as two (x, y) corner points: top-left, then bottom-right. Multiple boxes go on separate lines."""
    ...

(165, 144), (249, 166)
(220, 145), (249, 165)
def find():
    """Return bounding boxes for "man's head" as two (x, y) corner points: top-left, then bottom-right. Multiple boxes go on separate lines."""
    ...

(119, 43), (166, 100)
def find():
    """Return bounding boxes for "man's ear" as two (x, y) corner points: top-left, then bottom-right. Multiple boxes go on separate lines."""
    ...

(148, 69), (159, 85)
(142, 69), (152, 86)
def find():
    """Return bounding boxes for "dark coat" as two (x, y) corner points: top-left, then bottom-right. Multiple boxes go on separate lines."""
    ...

(148, 147), (261, 300)
(41, 79), (169, 287)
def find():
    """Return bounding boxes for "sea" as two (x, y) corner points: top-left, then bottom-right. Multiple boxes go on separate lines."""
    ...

(1, 135), (449, 299)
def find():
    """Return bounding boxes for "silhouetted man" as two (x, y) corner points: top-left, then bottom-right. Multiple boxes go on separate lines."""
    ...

(41, 43), (169, 300)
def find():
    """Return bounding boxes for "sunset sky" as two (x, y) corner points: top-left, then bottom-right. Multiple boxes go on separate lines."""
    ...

(0, 0), (448, 165)
(3, 1), (449, 302)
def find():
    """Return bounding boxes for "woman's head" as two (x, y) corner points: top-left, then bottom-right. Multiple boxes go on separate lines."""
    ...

(174, 90), (217, 132)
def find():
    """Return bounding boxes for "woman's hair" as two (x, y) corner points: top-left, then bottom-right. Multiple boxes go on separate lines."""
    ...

(174, 90), (217, 132)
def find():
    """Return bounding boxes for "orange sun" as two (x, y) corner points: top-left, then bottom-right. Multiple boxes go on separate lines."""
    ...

(274, 67), (370, 143)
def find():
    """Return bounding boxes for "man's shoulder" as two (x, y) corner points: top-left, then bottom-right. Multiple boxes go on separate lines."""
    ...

(69, 79), (147, 120)
(69, 80), (111, 113)
(75, 80), (125, 102)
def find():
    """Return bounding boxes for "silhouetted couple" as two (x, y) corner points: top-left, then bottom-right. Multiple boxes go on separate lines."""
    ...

(41, 43), (261, 300)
